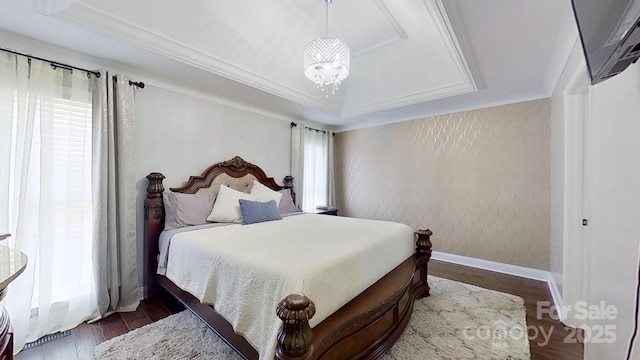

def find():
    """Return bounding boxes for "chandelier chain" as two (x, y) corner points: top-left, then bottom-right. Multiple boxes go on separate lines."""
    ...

(325, 1), (329, 37)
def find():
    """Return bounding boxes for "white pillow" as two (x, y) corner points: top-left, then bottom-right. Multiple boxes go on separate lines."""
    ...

(207, 185), (256, 223)
(250, 180), (283, 206)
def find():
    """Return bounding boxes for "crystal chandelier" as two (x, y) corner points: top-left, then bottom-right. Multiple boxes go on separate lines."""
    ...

(304, 0), (350, 94)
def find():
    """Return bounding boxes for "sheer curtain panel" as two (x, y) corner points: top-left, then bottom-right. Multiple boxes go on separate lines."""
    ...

(290, 123), (305, 207)
(0, 54), (97, 352)
(302, 128), (335, 211)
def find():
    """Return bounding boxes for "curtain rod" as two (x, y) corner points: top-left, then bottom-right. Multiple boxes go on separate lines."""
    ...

(128, 80), (145, 89)
(2, 47), (145, 89)
(1, 47), (101, 78)
(290, 121), (333, 135)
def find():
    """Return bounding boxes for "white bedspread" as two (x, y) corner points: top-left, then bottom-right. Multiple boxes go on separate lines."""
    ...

(164, 213), (415, 359)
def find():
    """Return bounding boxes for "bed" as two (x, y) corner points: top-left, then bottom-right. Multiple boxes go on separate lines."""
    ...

(143, 156), (433, 360)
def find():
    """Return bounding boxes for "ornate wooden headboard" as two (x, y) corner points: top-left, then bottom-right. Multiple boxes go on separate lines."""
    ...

(143, 156), (292, 298)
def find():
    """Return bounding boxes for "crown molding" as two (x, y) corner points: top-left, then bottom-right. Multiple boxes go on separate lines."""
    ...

(343, 0), (477, 118)
(352, 0), (407, 57)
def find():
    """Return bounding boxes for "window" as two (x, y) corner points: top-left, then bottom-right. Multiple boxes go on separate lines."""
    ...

(37, 96), (94, 308)
(302, 128), (331, 211)
(6, 93), (94, 309)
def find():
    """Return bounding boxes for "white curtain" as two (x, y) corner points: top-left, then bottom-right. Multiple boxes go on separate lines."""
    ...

(0, 54), (97, 352)
(290, 123), (305, 207)
(0, 55), (139, 353)
(327, 131), (336, 208)
(301, 127), (335, 211)
(91, 72), (139, 317)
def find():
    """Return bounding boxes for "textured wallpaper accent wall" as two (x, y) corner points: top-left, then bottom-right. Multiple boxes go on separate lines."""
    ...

(334, 99), (551, 270)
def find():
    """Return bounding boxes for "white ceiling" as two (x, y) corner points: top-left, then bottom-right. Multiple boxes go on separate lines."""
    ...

(0, 0), (577, 130)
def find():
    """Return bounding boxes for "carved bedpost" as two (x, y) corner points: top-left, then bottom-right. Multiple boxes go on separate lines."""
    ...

(144, 172), (165, 301)
(275, 294), (316, 360)
(415, 227), (433, 258)
(283, 176), (293, 191)
(283, 175), (296, 204)
(415, 227), (433, 298)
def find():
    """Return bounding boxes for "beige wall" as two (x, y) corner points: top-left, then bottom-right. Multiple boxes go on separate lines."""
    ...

(335, 99), (551, 270)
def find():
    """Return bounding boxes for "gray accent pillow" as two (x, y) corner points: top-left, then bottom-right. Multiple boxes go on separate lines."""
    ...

(278, 189), (301, 214)
(164, 192), (216, 230)
(239, 199), (283, 225)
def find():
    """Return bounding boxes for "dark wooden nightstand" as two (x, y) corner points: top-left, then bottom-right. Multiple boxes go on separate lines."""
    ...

(309, 208), (339, 216)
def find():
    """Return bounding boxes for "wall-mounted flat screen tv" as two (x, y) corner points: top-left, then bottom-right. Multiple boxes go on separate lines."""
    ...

(572, 0), (640, 84)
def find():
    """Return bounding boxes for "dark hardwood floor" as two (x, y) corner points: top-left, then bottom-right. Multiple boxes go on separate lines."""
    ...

(15, 296), (185, 360)
(15, 260), (582, 360)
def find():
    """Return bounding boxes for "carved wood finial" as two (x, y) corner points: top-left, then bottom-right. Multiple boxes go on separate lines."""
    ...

(220, 156), (257, 171)
(415, 227), (433, 258)
(283, 176), (294, 190)
(276, 294), (316, 360)
(146, 172), (165, 199)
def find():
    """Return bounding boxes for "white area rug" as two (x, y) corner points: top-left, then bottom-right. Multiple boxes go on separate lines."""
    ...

(95, 276), (530, 360)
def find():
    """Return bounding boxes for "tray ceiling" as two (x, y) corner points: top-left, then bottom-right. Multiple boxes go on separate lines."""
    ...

(1, 0), (576, 129)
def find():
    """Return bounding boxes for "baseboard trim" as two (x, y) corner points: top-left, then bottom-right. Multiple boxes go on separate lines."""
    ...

(432, 251), (550, 281)
(431, 251), (564, 309)
(546, 276), (565, 322)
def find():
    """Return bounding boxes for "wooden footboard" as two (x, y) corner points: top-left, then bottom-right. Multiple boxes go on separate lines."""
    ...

(276, 229), (432, 360)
